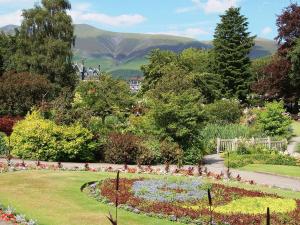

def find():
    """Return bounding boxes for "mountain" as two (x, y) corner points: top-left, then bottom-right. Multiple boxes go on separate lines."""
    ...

(0, 24), (18, 34)
(1, 24), (278, 79)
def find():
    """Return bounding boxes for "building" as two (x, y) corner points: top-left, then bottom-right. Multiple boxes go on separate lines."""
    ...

(73, 63), (100, 80)
(128, 76), (143, 92)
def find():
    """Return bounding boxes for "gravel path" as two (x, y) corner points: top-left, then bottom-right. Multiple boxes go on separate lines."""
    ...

(204, 154), (300, 191)
(287, 136), (300, 157)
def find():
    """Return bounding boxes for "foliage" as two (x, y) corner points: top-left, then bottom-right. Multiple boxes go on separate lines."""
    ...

(0, 72), (53, 116)
(11, 0), (76, 90)
(0, 116), (22, 136)
(275, 3), (300, 53)
(253, 4), (300, 111)
(225, 149), (298, 168)
(75, 75), (133, 124)
(254, 101), (292, 138)
(215, 197), (296, 214)
(0, 132), (6, 156)
(200, 124), (256, 153)
(179, 48), (213, 73)
(141, 49), (178, 92)
(160, 138), (183, 166)
(191, 72), (223, 103)
(213, 7), (255, 101)
(0, 33), (16, 76)
(104, 132), (140, 164)
(204, 99), (242, 124)
(10, 111), (97, 162)
(136, 138), (161, 165)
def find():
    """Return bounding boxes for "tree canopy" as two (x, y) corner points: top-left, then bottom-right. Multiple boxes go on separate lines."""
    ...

(213, 7), (255, 101)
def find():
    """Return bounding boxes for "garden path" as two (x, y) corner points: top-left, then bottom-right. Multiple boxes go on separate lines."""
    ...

(287, 136), (300, 157)
(0, 221), (12, 225)
(203, 154), (300, 191)
(2, 156), (300, 191)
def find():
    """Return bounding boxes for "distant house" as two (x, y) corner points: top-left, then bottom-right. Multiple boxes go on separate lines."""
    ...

(73, 63), (100, 80)
(128, 76), (143, 92)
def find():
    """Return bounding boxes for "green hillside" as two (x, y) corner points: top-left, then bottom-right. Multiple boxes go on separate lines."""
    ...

(1, 24), (278, 78)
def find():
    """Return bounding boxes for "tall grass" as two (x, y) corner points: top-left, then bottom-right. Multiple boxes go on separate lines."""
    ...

(200, 124), (263, 153)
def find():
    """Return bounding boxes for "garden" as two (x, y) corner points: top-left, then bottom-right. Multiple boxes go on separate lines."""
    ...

(0, 1), (300, 225)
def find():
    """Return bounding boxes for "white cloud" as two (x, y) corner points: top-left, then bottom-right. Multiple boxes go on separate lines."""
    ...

(175, 0), (202, 14)
(70, 4), (146, 27)
(176, 0), (239, 14)
(0, 10), (22, 27)
(204, 0), (238, 13)
(149, 27), (209, 39)
(261, 26), (272, 36)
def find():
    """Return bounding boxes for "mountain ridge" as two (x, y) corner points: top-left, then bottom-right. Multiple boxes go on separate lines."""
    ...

(1, 24), (278, 78)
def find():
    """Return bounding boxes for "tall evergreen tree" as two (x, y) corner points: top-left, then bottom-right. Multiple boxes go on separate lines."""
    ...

(12, 0), (76, 90)
(213, 7), (255, 101)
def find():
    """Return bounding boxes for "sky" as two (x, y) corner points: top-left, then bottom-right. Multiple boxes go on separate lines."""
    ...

(0, 0), (298, 40)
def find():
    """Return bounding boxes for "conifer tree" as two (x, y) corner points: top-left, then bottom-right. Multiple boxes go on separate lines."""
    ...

(213, 7), (255, 101)
(12, 0), (76, 90)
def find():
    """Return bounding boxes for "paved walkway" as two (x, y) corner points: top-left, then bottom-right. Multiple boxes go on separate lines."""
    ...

(2, 156), (300, 192)
(204, 154), (300, 191)
(0, 221), (12, 225)
(287, 136), (300, 157)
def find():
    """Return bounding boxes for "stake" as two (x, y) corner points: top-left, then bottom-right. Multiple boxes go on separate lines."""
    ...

(208, 189), (213, 224)
(267, 207), (270, 225)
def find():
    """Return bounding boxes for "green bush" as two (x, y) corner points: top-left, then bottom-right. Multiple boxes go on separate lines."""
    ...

(254, 101), (292, 138)
(0, 132), (7, 156)
(225, 150), (298, 168)
(204, 99), (241, 124)
(137, 138), (161, 165)
(10, 111), (97, 162)
(160, 138), (183, 166)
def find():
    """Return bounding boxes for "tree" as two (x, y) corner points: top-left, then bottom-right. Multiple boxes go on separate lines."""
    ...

(146, 69), (205, 151)
(254, 101), (292, 138)
(253, 4), (300, 112)
(0, 71), (53, 116)
(141, 49), (178, 92)
(75, 75), (133, 124)
(0, 33), (16, 76)
(213, 7), (255, 101)
(12, 0), (76, 90)
(276, 3), (300, 54)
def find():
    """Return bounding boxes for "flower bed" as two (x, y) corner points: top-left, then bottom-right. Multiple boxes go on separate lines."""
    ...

(89, 178), (300, 225)
(0, 204), (36, 225)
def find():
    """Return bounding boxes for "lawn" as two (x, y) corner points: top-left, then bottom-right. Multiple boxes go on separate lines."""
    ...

(0, 171), (184, 225)
(1, 171), (300, 225)
(292, 121), (300, 136)
(242, 164), (300, 179)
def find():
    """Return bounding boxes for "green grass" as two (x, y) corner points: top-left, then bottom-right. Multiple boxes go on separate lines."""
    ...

(292, 121), (300, 136)
(0, 171), (300, 225)
(241, 164), (300, 178)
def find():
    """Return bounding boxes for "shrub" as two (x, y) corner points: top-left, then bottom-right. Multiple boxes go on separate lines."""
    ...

(0, 72), (53, 116)
(10, 111), (96, 162)
(160, 138), (183, 166)
(104, 132), (140, 164)
(254, 101), (292, 138)
(0, 116), (22, 136)
(136, 138), (161, 165)
(225, 150), (298, 168)
(0, 132), (6, 156)
(204, 99), (241, 124)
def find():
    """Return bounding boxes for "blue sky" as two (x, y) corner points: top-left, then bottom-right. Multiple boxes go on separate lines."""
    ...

(0, 0), (298, 40)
